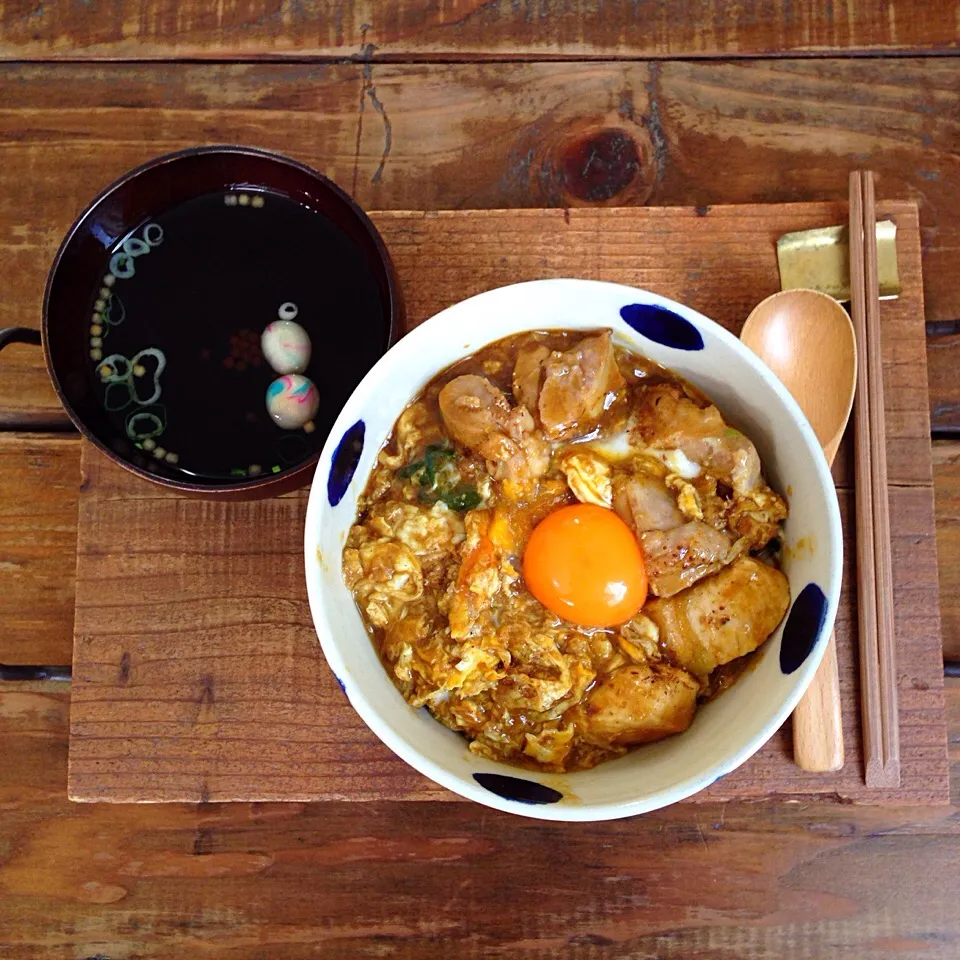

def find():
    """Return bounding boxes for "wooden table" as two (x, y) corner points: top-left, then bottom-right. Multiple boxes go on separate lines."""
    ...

(1, 5), (959, 957)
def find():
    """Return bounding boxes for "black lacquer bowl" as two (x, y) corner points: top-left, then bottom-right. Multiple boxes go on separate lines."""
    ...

(31, 146), (397, 499)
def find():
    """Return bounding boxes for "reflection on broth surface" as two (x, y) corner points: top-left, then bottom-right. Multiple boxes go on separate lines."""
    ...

(344, 330), (790, 773)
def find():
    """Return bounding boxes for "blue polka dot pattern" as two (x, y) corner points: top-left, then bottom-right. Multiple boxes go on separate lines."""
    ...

(620, 303), (704, 351)
(333, 674), (347, 694)
(473, 773), (563, 805)
(327, 420), (365, 507)
(780, 583), (828, 674)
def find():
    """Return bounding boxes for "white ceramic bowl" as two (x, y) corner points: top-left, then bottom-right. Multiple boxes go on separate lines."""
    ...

(304, 279), (842, 821)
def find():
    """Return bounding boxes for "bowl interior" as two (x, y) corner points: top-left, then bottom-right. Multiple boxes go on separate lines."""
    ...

(305, 279), (842, 820)
(44, 146), (396, 494)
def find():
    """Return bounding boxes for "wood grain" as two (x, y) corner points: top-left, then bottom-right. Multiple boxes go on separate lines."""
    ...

(2, 61), (960, 425)
(928, 327), (960, 435)
(0, 434), (79, 665)
(792, 635), (844, 771)
(2, 0), (959, 60)
(68, 204), (948, 805)
(934, 440), (960, 663)
(2, 431), (944, 677)
(0, 342), (68, 430)
(2, 676), (959, 959)
(0, 9), (957, 955)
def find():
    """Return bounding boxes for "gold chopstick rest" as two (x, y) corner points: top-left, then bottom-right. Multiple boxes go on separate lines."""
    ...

(777, 221), (900, 300)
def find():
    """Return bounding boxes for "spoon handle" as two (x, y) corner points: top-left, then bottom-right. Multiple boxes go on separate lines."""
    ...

(793, 435), (845, 772)
(793, 632), (844, 771)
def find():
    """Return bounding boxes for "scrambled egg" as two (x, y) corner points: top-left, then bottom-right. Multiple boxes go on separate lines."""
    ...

(665, 473), (703, 521)
(560, 450), (613, 508)
(343, 539), (423, 628)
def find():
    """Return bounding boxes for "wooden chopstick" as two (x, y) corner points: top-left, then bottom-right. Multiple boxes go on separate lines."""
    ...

(848, 174), (882, 783)
(861, 172), (900, 787)
(849, 171), (900, 788)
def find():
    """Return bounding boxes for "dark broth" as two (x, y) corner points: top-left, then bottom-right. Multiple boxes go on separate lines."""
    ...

(85, 189), (386, 483)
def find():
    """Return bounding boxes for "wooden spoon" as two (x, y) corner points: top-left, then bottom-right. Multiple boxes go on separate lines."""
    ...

(741, 289), (857, 772)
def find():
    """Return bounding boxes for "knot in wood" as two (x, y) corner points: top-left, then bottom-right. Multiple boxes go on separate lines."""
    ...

(558, 128), (641, 202)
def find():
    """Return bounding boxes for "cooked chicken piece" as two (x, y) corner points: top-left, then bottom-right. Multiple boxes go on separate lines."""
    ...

(634, 384), (762, 495)
(640, 520), (734, 598)
(538, 331), (626, 440)
(439, 375), (549, 498)
(439, 375), (513, 455)
(644, 556), (790, 677)
(512, 342), (550, 413)
(578, 663), (698, 746)
(613, 472), (684, 533)
(611, 470), (737, 596)
(560, 450), (613, 508)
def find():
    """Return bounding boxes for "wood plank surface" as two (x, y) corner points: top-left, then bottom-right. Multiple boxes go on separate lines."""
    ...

(2, 61), (960, 427)
(2, 676), (959, 959)
(0, 343), (67, 430)
(1, 12), (959, 957)
(67, 204), (948, 805)
(2, 0), (959, 60)
(0, 428), (952, 675)
(934, 440), (960, 663)
(0, 434), (79, 665)
(928, 325), (960, 435)
(1, 5), (958, 956)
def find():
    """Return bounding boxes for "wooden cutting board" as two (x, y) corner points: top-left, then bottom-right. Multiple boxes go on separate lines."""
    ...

(68, 202), (949, 805)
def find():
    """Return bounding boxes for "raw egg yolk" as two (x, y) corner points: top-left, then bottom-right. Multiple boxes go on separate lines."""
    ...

(523, 503), (647, 627)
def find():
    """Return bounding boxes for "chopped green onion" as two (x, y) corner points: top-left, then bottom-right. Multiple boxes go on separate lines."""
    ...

(398, 444), (455, 484)
(398, 459), (424, 478)
(439, 485), (482, 512)
(400, 444), (477, 510)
